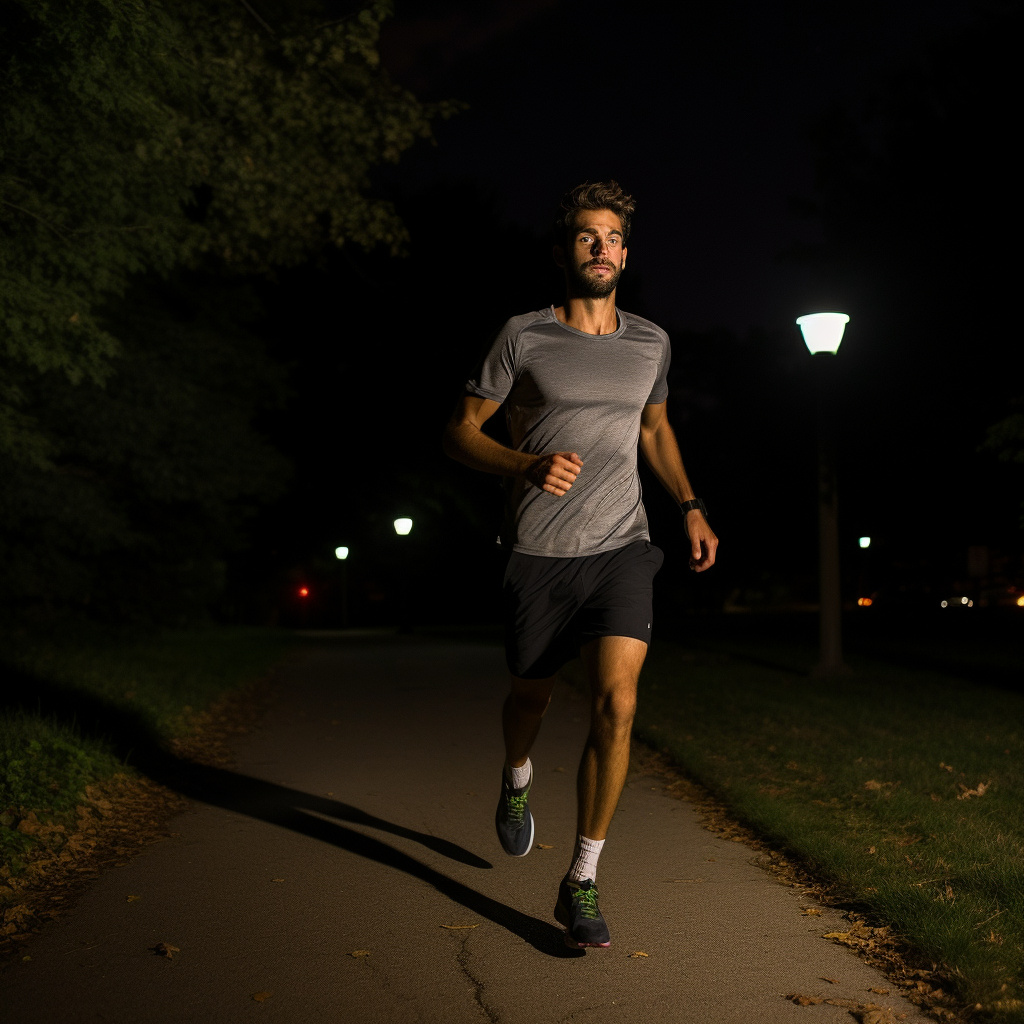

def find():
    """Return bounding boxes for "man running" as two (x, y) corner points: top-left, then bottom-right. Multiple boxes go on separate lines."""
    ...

(442, 180), (717, 949)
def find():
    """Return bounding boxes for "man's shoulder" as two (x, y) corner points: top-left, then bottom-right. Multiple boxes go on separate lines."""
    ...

(499, 308), (554, 338)
(618, 308), (670, 343)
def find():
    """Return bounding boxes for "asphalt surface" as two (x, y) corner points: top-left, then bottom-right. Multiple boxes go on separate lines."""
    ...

(1, 636), (935, 1023)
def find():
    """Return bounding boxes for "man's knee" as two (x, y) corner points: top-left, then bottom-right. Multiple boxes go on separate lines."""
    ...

(592, 685), (637, 732)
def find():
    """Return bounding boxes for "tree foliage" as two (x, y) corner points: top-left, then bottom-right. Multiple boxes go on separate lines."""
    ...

(0, 1), (454, 619)
(0, 0), (453, 460)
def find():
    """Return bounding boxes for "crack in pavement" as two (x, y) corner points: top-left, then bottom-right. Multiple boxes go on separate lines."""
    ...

(454, 931), (499, 1023)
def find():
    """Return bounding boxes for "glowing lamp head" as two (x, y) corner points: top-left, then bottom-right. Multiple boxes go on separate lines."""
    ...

(796, 312), (850, 355)
(298, 587), (309, 598)
(334, 546), (349, 560)
(1017, 595), (1024, 607)
(859, 536), (871, 549)
(393, 518), (413, 536)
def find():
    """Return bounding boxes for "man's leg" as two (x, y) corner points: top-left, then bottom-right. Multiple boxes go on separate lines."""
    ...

(555, 634), (647, 948)
(576, 635), (647, 838)
(495, 674), (555, 857)
(502, 675), (555, 767)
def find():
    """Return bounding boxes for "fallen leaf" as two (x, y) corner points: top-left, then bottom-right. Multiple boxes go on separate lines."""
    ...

(784, 993), (823, 1006)
(957, 781), (989, 801)
(126, 895), (141, 903)
(152, 942), (179, 959)
(939, 762), (954, 772)
(863, 780), (884, 790)
(21, 955), (31, 962)
(869, 987), (890, 994)
(851, 1008), (898, 1024)
(252, 991), (273, 1002)
(820, 977), (839, 984)
(536, 843), (554, 850)
(823, 931), (850, 940)
(349, 950), (371, 957)
(440, 923), (479, 930)
(801, 907), (822, 916)
(629, 951), (649, 958)
(553, 767), (566, 772)
(271, 878), (285, 883)
(867, 846), (876, 855)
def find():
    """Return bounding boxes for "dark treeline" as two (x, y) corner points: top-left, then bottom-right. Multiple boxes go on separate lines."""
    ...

(0, 0), (453, 625)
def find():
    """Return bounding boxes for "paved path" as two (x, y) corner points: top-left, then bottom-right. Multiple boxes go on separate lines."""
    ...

(2, 637), (932, 1023)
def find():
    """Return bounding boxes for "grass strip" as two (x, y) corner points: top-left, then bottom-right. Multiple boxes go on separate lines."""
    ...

(634, 642), (1023, 1022)
(0, 626), (293, 873)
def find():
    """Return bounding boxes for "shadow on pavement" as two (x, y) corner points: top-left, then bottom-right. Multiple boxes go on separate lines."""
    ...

(1, 665), (580, 959)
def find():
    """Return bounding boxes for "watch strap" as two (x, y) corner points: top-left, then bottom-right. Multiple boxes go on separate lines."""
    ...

(679, 498), (708, 520)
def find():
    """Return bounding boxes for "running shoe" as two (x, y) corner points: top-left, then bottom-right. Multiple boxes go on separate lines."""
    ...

(554, 876), (611, 948)
(494, 767), (534, 857)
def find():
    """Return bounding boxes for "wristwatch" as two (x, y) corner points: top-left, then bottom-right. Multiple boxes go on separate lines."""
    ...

(679, 498), (708, 521)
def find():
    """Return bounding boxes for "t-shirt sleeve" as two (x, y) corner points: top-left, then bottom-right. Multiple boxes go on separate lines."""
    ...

(645, 330), (671, 404)
(465, 320), (518, 403)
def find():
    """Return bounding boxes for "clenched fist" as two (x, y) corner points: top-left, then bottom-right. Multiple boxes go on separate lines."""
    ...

(526, 452), (583, 496)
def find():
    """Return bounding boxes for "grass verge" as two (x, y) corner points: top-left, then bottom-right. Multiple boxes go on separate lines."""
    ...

(0, 626), (293, 878)
(632, 641), (1023, 1022)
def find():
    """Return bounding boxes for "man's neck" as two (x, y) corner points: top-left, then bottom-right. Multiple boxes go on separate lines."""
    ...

(553, 293), (619, 336)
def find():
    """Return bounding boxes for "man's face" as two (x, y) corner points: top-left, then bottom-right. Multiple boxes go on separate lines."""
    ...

(559, 209), (627, 298)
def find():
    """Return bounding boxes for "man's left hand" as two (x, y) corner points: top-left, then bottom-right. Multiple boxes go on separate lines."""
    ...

(686, 512), (718, 572)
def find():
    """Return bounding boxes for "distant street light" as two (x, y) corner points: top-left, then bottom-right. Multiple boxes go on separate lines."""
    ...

(859, 537), (871, 549)
(393, 518), (413, 632)
(797, 312), (851, 675)
(335, 546), (350, 627)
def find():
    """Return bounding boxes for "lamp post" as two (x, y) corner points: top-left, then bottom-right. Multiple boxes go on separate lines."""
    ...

(393, 518), (413, 632)
(334, 546), (350, 628)
(797, 312), (851, 675)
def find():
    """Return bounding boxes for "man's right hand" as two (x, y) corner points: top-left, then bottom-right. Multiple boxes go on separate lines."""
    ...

(526, 452), (583, 496)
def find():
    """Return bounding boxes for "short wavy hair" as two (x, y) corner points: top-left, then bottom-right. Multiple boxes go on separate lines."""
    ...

(554, 180), (636, 245)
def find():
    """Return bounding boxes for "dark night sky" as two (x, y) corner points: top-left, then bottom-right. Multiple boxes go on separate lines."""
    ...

(381, 0), (987, 332)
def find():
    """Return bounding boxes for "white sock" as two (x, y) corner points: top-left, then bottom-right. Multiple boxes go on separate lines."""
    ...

(568, 835), (604, 883)
(505, 758), (532, 790)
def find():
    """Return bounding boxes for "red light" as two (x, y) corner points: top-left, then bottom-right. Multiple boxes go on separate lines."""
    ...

(857, 597), (873, 607)
(298, 587), (309, 598)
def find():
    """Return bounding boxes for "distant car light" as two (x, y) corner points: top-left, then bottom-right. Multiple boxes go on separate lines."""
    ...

(298, 587), (309, 598)
(940, 600), (948, 608)
(961, 596), (969, 605)
(857, 597), (873, 606)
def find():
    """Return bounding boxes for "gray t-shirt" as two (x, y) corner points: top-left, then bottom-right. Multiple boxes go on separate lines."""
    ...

(466, 306), (671, 557)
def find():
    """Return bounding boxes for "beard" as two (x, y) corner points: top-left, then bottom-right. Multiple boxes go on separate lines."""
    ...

(567, 258), (623, 298)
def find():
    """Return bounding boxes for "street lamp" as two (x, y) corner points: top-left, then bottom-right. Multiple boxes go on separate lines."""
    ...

(393, 518), (414, 632)
(334, 546), (350, 627)
(797, 312), (851, 675)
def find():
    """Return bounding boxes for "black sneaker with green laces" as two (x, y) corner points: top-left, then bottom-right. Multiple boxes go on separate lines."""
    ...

(554, 876), (611, 948)
(494, 768), (534, 857)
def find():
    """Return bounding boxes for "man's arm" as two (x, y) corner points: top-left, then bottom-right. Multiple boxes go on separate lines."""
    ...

(443, 395), (583, 497)
(639, 401), (718, 571)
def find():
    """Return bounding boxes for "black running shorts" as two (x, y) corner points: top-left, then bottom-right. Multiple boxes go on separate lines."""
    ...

(502, 540), (664, 679)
